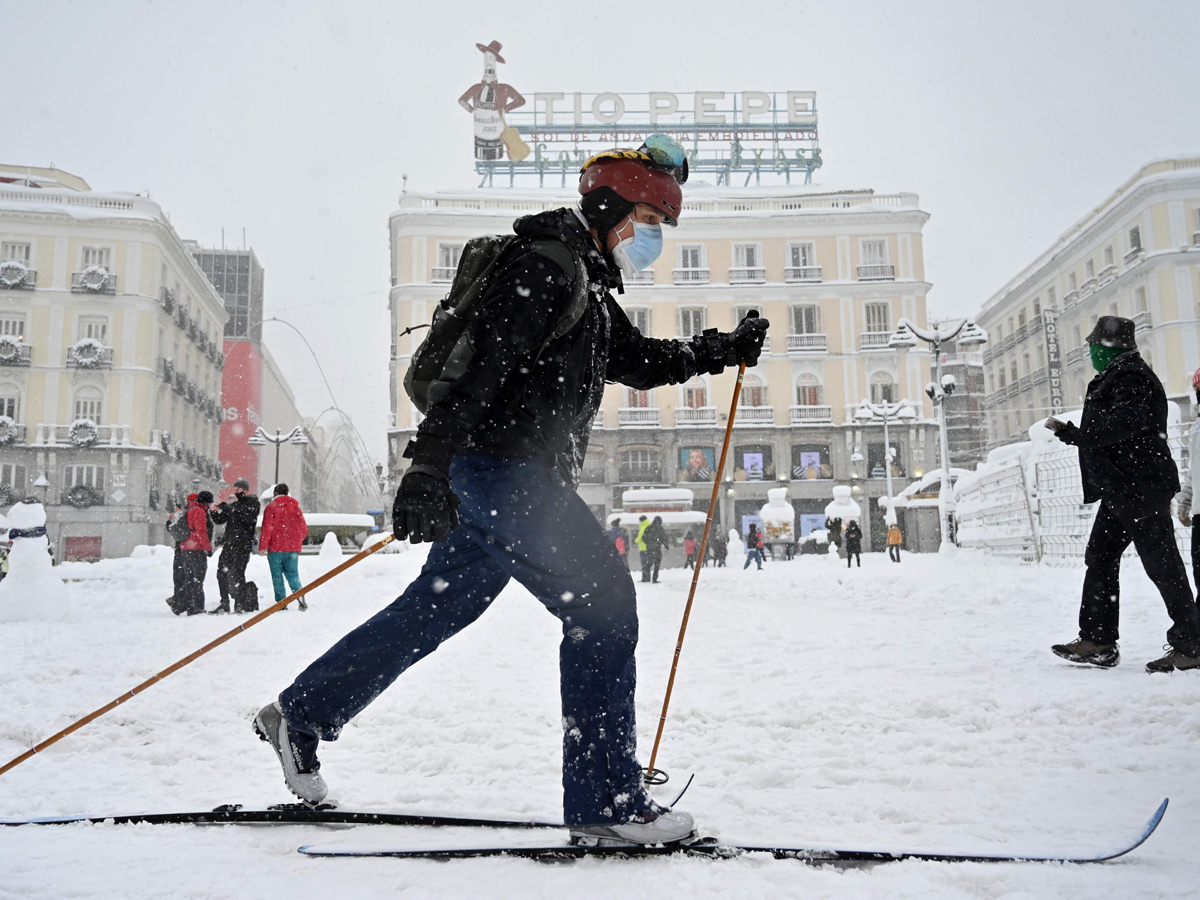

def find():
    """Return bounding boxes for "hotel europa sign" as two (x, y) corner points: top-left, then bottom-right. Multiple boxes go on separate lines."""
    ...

(460, 41), (821, 187)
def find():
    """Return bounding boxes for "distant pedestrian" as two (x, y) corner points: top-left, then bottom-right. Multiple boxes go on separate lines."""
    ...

(641, 515), (669, 584)
(210, 477), (260, 614)
(710, 530), (727, 567)
(1176, 367), (1200, 594)
(743, 524), (763, 571)
(683, 530), (698, 569)
(1047, 317), (1199, 672)
(259, 484), (308, 611)
(164, 496), (190, 613)
(886, 523), (903, 563)
(845, 521), (862, 568)
(605, 518), (628, 562)
(635, 515), (651, 582)
(177, 491), (214, 615)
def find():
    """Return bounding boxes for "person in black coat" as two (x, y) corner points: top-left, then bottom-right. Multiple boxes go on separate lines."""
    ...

(210, 477), (261, 614)
(642, 516), (670, 584)
(1048, 316), (1199, 673)
(844, 520), (863, 568)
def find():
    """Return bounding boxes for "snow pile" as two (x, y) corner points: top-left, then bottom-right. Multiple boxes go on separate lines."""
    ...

(758, 488), (795, 545)
(726, 528), (744, 557)
(318, 531), (343, 570)
(824, 484), (861, 522)
(0, 502), (69, 621)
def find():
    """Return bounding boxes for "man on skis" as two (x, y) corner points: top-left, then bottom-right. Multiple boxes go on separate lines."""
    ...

(254, 135), (768, 845)
(1048, 316), (1199, 672)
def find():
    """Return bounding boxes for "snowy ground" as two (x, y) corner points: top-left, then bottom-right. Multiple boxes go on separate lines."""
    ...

(2, 546), (1199, 899)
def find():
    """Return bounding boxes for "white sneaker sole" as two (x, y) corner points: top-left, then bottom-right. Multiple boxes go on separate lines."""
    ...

(253, 702), (328, 806)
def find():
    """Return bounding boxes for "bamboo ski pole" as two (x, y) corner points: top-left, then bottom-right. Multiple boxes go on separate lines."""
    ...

(0, 534), (396, 779)
(645, 362), (746, 783)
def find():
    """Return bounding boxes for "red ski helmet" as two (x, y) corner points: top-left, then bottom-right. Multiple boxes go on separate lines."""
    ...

(578, 156), (682, 227)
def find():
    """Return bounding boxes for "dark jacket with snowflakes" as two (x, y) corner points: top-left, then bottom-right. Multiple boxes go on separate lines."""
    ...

(407, 207), (726, 482)
(1055, 350), (1179, 505)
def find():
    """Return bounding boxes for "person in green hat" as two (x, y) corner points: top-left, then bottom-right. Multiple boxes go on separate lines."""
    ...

(1046, 315), (1199, 673)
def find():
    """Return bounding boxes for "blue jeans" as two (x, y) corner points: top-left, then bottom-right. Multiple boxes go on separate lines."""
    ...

(268, 551), (303, 601)
(744, 549), (762, 569)
(280, 456), (643, 825)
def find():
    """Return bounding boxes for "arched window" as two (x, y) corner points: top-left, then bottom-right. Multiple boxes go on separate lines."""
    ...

(619, 447), (662, 483)
(796, 374), (822, 406)
(74, 386), (104, 423)
(624, 387), (652, 408)
(870, 372), (895, 404)
(682, 376), (708, 409)
(741, 374), (766, 408)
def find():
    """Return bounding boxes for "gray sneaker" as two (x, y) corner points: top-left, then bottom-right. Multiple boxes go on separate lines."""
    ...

(253, 701), (328, 805)
(1051, 637), (1119, 668)
(570, 804), (695, 847)
(1146, 646), (1200, 674)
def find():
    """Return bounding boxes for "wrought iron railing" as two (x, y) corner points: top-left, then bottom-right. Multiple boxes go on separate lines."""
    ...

(617, 407), (660, 426)
(673, 268), (710, 285)
(787, 333), (826, 353)
(856, 264), (895, 281)
(784, 266), (821, 283)
(789, 405), (832, 424)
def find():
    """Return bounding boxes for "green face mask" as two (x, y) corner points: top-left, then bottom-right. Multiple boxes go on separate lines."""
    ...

(1090, 343), (1128, 372)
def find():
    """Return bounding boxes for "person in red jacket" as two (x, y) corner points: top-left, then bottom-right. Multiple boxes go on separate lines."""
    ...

(259, 483), (308, 610)
(178, 490), (214, 615)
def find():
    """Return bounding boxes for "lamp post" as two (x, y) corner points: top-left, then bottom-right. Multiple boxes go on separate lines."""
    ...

(887, 317), (988, 555)
(854, 397), (918, 522)
(247, 426), (310, 487)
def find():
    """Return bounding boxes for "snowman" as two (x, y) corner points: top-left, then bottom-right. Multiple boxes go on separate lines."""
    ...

(758, 488), (796, 558)
(0, 501), (69, 622)
(824, 486), (862, 560)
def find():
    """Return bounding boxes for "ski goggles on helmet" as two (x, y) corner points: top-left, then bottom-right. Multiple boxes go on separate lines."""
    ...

(580, 133), (689, 184)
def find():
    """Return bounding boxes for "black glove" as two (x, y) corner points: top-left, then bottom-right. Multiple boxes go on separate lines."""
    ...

(392, 464), (461, 544)
(690, 312), (770, 374)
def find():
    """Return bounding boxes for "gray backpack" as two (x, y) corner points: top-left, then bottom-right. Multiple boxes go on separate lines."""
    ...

(403, 234), (589, 414)
(168, 508), (191, 542)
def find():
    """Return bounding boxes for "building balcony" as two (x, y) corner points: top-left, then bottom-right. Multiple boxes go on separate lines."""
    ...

(1193, 231), (1200, 248)
(1133, 310), (1152, 332)
(1080, 277), (1097, 297)
(591, 409), (605, 429)
(1028, 313), (1044, 334)
(736, 406), (775, 425)
(623, 269), (655, 285)
(160, 286), (176, 312)
(618, 469), (663, 484)
(0, 420), (25, 444)
(1063, 290), (1080, 308)
(1015, 323), (1029, 342)
(856, 264), (895, 281)
(859, 331), (893, 351)
(675, 406), (717, 426)
(787, 333), (827, 353)
(790, 404), (833, 424)
(71, 270), (118, 294)
(982, 346), (997, 363)
(728, 266), (766, 284)
(431, 267), (456, 283)
(618, 407), (660, 427)
(673, 268), (710, 285)
(1030, 366), (1048, 385)
(1065, 346), (1088, 368)
(784, 266), (822, 283)
(0, 264), (36, 290)
(33, 423), (134, 447)
(1124, 246), (1144, 265)
(66, 344), (114, 368)
(0, 340), (32, 366)
(1001, 332), (1017, 351)
(1098, 264), (1117, 286)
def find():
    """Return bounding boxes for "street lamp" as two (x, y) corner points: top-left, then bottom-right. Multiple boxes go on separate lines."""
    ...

(888, 317), (987, 555)
(248, 426), (311, 487)
(854, 398), (917, 522)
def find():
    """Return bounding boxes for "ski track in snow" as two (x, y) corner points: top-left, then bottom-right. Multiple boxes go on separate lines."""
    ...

(1, 549), (1198, 898)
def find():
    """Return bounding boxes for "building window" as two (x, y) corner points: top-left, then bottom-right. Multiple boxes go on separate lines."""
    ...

(64, 465), (105, 491)
(1103, 246), (1114, 266)
(1084, 260), (1095, 280)
(1010, 361), (1018, 382)
(734, 304), (762, 326)
(869, 372), (895, 404)
(1047, 286), (1056, 307)
(998, 369), (1006, 388)
(580, 450), (607, 484)
(74, 388), (103, 423)
(1135, 287), (1147, 312)
(1072, 323), (1082, 347)
(864, 302), (890, 334)
(0, 316), (25, 340)
(741, 374), (766, 407)
(0, 462), (26, 494)
(626, 307), (651, 334)
(678, 245), (704, 270)
(624, 387), (651, 408)
(792, 304), (821, 334)
(437, 244), (463, 269)
(679, 307), (706, 337)
(788, 242), (816, 268)
(796, 374), (823, 406)
(1018, 310), (1026, 328)
(0, 392), (19, 419)
(82, 247), (112, 269)
(868, 443), (905, 479)
(861, 239), (886, 266)
(682, 376), (708, 409)
(1068, 272), (1077, 291)
(1022, 353), (1030, 376)
(733, 444), (774, 481)
(1, 242), (31, 264)
(1128, 225), (1142, 253)
(619, 447), (662, 483)
(791, 443), (832, 480)
(733, 243), (761, 268)
(1032, 296), (1041, 315)
(77, 316), (108, 342)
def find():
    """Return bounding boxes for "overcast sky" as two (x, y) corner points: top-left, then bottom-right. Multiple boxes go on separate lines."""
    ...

(11, 0), (1199, 460)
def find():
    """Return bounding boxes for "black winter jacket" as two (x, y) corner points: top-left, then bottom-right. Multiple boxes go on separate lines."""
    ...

(407, 207), (730, 482)
(844, 522), (863, 552)
(1056, 351), (1179, 505)
(643, 522), (670, 554)
(211, 493), (260, 553)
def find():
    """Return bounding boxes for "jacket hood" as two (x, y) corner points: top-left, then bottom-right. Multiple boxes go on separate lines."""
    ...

(513, 207), (623, 291)
(270, 495), (301, 510)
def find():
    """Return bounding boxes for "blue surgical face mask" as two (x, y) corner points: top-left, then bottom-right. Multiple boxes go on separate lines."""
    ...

(612, 222), (663, 276)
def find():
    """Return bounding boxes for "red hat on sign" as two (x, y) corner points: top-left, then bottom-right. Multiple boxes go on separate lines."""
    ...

(475, 41), (504, 63)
